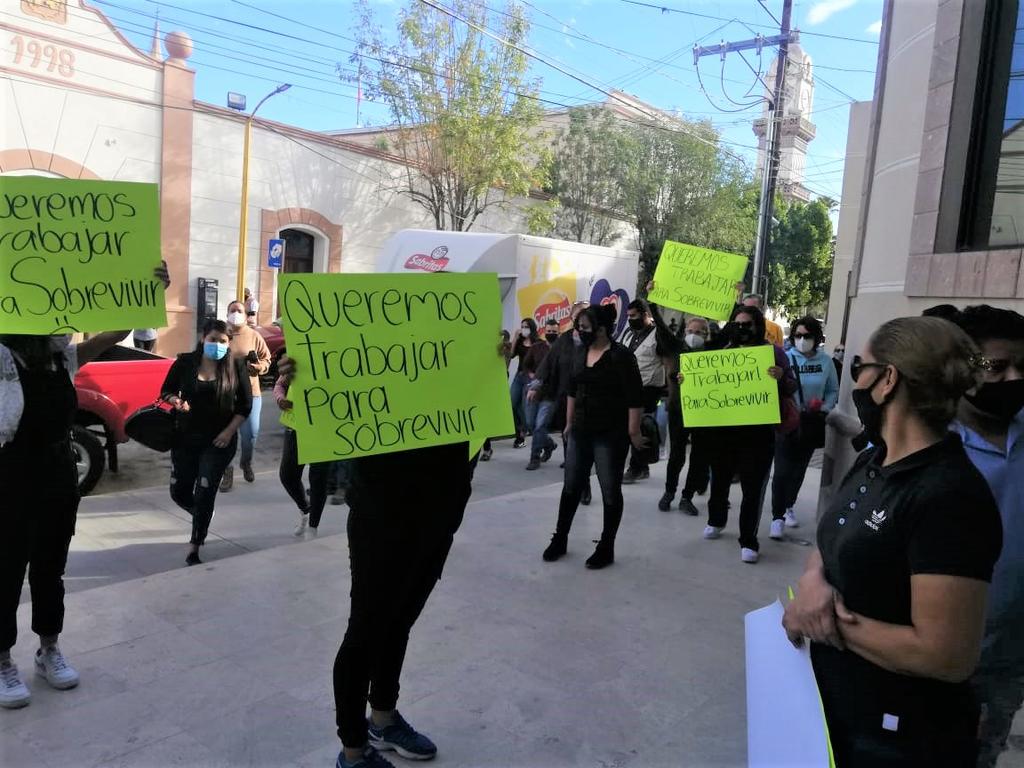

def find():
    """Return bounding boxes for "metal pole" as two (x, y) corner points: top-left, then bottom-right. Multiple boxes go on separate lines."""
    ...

(751, 109), (776, 296)
(235, 84), (290, 304)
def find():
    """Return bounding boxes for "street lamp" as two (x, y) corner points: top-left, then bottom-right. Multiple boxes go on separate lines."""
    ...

(235, 83), (291, 304)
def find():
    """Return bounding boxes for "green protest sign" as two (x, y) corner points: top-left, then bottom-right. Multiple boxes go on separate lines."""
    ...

(279, 273), (514, 463)
(0, 177), (165, 335)
(648, 240), (748, 322)
(680, 345), (780, 427)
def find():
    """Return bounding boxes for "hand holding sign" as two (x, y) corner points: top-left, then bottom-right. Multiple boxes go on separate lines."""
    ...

(0, 177), (165, 334)
(648, 241), (748, 322)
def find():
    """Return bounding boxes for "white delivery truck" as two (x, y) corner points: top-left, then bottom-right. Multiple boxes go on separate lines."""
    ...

(376, 230), (641, 339)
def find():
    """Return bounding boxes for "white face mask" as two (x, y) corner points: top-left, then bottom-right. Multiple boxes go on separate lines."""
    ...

(795, 337), (816, 354)
(227, 311), (246, 327)
(684, 333), (705, 350)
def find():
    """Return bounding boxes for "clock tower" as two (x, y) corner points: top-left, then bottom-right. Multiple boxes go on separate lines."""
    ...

(753, 44), (817, 202)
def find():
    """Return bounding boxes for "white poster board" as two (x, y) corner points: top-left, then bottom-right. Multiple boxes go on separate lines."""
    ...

(745, 600), (833, 767)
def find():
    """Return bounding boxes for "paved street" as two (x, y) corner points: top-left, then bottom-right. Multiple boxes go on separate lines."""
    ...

(5, 429), (1022, 767)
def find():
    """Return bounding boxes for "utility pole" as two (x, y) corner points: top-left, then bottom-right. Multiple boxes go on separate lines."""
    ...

(694, 0), (794, 300)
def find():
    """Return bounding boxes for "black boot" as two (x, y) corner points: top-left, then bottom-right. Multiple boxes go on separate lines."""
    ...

(581, 485), (592, 506)
(658, 491), (674, 511)
(585, 539), (614, 569)
(542, 533), (568, 562)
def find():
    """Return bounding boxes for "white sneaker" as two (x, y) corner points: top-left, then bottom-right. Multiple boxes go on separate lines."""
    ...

(703, 525), (724, 540)
(784, 509), (800, 528)
(0, 661), (30, 709)
(34, 646), (79, 690)
(293, 513), (309, 537)
(741, 548), (760, 564)
(770, 519), (786, 540)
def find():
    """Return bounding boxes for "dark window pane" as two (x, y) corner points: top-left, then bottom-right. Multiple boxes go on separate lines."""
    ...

(281, 228), (315, 273)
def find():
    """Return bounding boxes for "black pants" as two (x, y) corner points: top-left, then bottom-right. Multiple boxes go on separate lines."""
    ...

(170, 435), (236, 546)
(706, 426), (775, 551)
(770, 429), (817, 520)
(333, 471), (472, 748)
(279, 429), (331, 527)
(664, 412), (710, 498)
(1, 442), (79, 652)
(627, 387), (662, 473)
(555, 430), (630, 544)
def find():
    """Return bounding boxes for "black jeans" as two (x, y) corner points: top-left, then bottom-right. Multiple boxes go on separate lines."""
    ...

(170, 435), (236, 546)
(664, 412), (710, 498)
(627, 386), (662, 473)
(1, 441), (79, 652)
(770, 429), (818, 520)
(706, 426), (775, 551)
(333, 470), (472, 748)
(279, 429), (331, 527)
(555, 430), (630, 544)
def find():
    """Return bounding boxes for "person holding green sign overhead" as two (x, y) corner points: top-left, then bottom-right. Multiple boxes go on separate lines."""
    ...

(783, 317), (1002, 767)
(543, 304), (645, 569)
(0, 263), (169, 711)
(700, 304), (796, 564)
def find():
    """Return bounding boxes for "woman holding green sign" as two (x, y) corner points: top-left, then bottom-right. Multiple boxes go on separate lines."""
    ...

(700, 304), (797, 564)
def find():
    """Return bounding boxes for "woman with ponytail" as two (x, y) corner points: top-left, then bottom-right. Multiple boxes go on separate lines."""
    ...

(542, 304), (644, 569)
(161, 318), (252, 566)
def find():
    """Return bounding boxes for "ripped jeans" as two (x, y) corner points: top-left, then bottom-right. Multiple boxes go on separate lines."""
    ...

(170, 434), (237, 545)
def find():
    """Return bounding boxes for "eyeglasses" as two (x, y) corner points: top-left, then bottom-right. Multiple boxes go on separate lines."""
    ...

(850, 354), (887, 383)
(793, 332), (814, 340)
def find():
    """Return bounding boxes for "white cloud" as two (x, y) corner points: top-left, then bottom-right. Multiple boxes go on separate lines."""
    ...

(807, 0), (856, 26)
(865, 19), (882, 35)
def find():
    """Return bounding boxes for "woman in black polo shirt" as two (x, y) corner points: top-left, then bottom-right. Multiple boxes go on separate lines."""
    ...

(542, 304), (644, 569)
(783, 316), (1003, 767)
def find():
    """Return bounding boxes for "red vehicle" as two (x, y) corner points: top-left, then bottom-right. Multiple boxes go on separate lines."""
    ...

(255, 318), (286, 382)
(73, 345), (174, 495)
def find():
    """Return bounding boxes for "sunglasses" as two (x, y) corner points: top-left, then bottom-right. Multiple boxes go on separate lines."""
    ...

(793, 332), (814, 340)
(850, 354), (888, 383)
(973, 355), (1024, 375)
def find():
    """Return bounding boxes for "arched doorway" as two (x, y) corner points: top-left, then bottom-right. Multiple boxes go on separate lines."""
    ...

(281, 228), (315, 273)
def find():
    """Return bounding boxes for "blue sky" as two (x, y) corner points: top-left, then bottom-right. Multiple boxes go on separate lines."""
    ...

(101, 0), (884, 203)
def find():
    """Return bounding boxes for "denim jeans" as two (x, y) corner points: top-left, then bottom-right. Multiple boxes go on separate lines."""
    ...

(554, 430), (630, 544)
(510, 373), (528, 436)
(529, 399), (557, 459)
(170, 435), (237, 545)
(237, 393), (262, 467)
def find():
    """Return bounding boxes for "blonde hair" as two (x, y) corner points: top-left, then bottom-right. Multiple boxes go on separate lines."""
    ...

(868, 316), (980, 429)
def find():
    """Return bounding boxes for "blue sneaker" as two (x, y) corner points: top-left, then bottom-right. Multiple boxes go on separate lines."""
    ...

(335, 746), (396, 768)
(367, 711), (438, 761)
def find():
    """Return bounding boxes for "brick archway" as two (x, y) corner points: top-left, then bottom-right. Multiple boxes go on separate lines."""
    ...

(0, 150), (100, 179)
(258, 207), (343, 324)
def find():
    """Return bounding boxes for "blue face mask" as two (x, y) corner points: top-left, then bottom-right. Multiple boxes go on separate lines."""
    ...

(203, 341), (229, 361)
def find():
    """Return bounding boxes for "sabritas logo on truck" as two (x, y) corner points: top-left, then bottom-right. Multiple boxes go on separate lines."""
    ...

(404, 246), (450, 272)
(533, 290), (572, 328)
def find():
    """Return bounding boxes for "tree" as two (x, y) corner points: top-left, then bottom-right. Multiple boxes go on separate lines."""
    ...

(347, 0), (547, 231)
(615, 119), (758, 284)
(768, 198), (835, 314)
(545, 107), (626, 246)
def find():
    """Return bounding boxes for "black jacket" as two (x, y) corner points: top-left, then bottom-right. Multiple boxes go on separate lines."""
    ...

(535, 332), (582, 402)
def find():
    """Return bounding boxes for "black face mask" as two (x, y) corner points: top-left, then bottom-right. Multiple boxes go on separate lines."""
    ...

(628, 317), (645, 331)
(732, 326), (755, 345)
(852, 371), (896, 446)
(965, 379), (1024, 421)
(545, 332), (558, 343)
(578, 330), (596, 347)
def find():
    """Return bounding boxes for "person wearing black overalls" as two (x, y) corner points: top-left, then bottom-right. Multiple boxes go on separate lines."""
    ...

(0, 264), (170, 710)
(784, 316), (1003, 766)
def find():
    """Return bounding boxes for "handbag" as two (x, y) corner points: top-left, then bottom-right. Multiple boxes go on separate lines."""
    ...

(790, 354), (827, 448)
(125, 399), (178, 453)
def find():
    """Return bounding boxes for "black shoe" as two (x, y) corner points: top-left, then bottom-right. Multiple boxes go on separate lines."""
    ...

(639, 468), (650, 480)
(541, 441), (557, 462)
(581, 487), (592, 506)
(513, 437), (526, 449)
(526, 458), (541, 471)
(622, 469), (638, 485)
(480, 447), (492, 462)
(543, 534), (568, 562)
(658, 492), (674, 512)
(585, 540), (614, 569)
(185, 551), (202, 566)
(679, 497), (699, 516)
